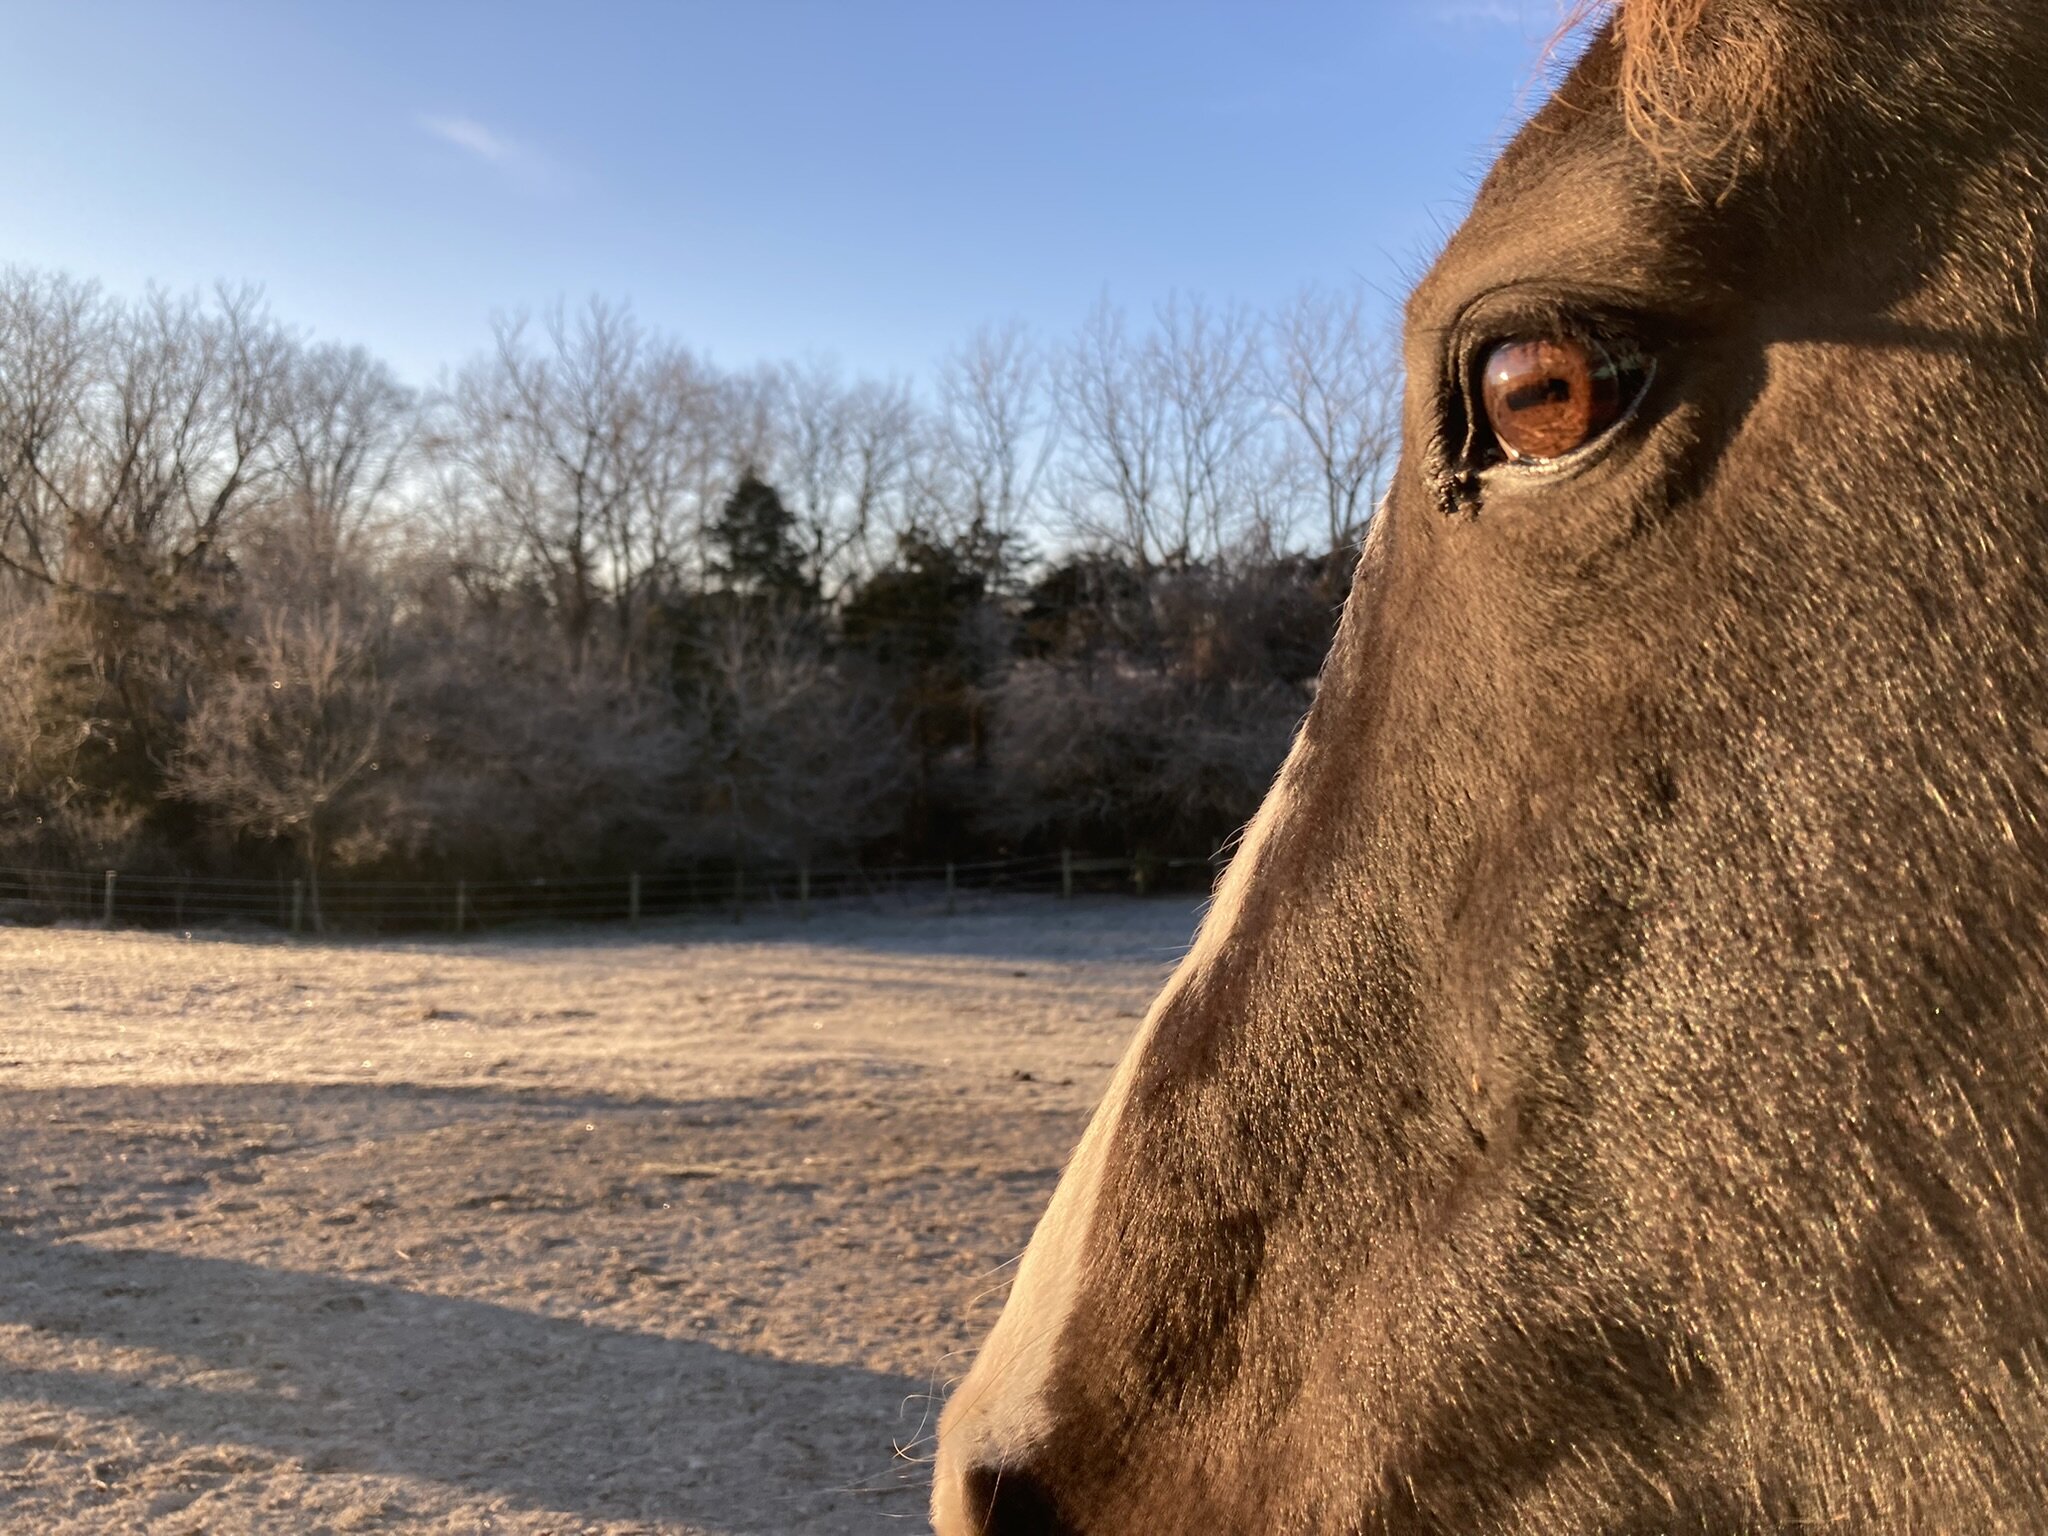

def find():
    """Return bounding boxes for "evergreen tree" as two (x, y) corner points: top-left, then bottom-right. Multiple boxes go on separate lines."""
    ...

(707, 470), (815, 608)
(841, 531), (988, 672)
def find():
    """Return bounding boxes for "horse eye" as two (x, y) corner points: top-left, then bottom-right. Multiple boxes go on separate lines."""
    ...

(1478, 335), (1643, 465)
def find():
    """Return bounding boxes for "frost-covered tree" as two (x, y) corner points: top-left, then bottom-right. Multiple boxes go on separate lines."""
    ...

(676, 604), (908, 865)
(1260, 284), (1399, 555)
(169, 603), (394, 927)
(438, 299), (730, 666)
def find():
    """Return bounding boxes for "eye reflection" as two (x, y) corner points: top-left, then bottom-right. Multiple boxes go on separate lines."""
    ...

(1479, 335), (1641, 464)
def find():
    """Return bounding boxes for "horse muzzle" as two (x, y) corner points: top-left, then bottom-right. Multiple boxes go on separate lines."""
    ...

(933, 1453), (1080, 1536)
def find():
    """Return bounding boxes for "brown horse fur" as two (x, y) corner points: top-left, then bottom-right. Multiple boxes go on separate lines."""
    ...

(933, 3), (2048, 1532)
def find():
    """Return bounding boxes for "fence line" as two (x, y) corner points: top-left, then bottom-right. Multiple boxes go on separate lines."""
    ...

(0, 850), (1221, 937)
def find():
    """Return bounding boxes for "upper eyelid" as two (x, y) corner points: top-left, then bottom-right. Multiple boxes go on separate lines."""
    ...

(1447, 282), (1662, 356)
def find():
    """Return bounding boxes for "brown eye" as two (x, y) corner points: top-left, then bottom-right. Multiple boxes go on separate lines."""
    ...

(1479, 335), (1641, 464)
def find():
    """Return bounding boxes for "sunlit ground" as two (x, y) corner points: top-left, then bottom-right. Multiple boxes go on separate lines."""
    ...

(0, 896), (1197, 1535)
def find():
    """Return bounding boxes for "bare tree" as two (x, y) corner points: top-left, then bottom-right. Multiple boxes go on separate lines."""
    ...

(258, 343), (417, 581)
(440, 298), (723, 667)
(1151, 294), (1270, 563)
(0, 283), (307, 833)
(87, 286), (292, 585)
(169, 602), (394, 928)
(1053, 295), (1276, 571)
(1261, 284), (1400, 554)
(766, 361), (920, 599)
(678, 605), (909, 865)
(984, 656), (1301, 851)
(0, 280), (293, 600)
(384, 597), (696, 873)
(1052, 297), (1166, 570)
(0, 270), (102, 602)
(920, 322), (1051, 580)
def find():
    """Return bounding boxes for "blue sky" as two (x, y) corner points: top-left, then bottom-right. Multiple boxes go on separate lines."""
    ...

(0, 0), (1579, 386)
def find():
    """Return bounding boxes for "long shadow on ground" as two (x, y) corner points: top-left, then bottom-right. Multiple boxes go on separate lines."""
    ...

(0, 1234), (931, 1532)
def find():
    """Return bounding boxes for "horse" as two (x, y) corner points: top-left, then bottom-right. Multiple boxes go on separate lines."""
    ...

(931, 2), (2048, 1530)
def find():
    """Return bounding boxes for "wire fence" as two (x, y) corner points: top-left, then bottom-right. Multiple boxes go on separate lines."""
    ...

(0, 849), (1219, 936)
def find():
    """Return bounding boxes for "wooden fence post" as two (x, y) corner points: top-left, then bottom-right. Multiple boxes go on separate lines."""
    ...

(629, 871), (642, 930)
(290, 880), (305, 936)
(454, 880), (467, 935)
(1061, 847), (1074, 900)
(102, 869), (116, 927)
(798, 861), (811, 922)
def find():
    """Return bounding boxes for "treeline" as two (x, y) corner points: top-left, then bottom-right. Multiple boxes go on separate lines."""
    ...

(0, 269), (1397, 913)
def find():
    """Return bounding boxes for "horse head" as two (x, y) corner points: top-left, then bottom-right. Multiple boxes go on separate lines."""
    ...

(936, 3), (2048, 1530)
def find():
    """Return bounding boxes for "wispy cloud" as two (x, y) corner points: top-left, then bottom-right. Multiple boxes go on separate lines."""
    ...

(418, 113), (558, 189)
(421, 114), (518, 164)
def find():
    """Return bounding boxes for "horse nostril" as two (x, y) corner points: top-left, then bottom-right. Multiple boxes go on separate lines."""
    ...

(958, 1460), (1077, 1536)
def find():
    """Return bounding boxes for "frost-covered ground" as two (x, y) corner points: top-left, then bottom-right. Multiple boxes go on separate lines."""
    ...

(0, 895), (1201, 1534)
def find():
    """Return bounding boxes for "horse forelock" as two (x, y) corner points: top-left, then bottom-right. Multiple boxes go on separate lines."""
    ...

(1560, 0), (1786, 172)
(1566, 0), (1710, 71)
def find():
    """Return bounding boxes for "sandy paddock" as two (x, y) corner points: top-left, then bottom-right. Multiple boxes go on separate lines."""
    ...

(0, 895), (1200, 1534)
